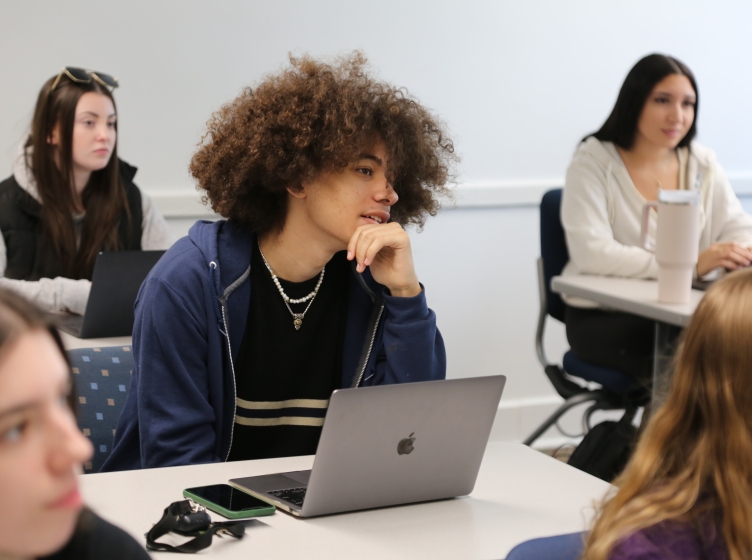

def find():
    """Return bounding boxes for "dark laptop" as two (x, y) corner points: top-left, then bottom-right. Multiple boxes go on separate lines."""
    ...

(54, 251), (164, 338)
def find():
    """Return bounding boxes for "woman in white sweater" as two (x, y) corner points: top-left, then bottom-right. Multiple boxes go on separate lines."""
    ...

(561, 54), (752, 382)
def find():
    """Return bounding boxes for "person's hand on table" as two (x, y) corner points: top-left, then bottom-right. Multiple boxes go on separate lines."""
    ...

(696, 242), (752, 277)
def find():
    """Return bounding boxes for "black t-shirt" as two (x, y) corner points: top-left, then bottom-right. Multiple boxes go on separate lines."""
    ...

(41, 508), (150, 560)
(227, 247), (350, 461)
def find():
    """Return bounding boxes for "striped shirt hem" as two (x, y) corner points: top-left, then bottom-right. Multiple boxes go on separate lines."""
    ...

(236, 398), (329, 410)
(234, 415), (325, 427)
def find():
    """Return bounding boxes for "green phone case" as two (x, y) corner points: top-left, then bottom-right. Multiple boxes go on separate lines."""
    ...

(183, 488), (276, 519)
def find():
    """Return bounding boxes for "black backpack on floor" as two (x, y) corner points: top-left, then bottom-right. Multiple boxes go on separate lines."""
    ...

(567, 408), (638, 483)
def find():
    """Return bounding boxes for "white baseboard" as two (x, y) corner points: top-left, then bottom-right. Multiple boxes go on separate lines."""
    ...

(488, 394), (627, 449)
(488, 395), (571, 447)
(147, 174), (752, 218)
(148, 191), (217, 219)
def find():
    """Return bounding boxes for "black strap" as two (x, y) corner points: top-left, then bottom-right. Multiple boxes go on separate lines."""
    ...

(350, 260), (381, 304)
(349, 260), (385, 388)
(145, 500), (245, 553)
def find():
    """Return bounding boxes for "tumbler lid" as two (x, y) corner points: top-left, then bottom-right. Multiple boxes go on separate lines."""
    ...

(658, 189), (700, 205)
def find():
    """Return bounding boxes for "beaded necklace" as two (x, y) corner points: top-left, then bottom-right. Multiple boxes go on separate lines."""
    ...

(257, 242), (325, 330)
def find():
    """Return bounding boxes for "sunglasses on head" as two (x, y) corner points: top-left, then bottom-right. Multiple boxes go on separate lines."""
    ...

(51, 67), (119, 92)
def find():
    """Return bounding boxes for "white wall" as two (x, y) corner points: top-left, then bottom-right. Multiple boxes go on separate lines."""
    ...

(2, 0), (752, 446)
(3, 1), (752, 185)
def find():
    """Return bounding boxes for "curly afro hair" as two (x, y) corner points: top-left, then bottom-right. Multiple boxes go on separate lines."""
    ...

(190, 51), (457, 234)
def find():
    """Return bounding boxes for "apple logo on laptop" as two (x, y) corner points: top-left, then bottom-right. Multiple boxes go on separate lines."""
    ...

(397, 433), (416, 455)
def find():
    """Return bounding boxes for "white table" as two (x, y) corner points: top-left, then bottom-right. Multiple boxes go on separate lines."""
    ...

(60, 331), (132, 350)
(551, 275), (702, 328)
(551, 275), (703, 403)
(81, 442), (611, 559)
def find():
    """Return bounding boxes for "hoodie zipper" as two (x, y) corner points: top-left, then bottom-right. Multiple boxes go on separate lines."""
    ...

(211, 259), (250, 464)
(352, 303), (384, 388)
(216, 254), (383, 457)
(220, 300), (238, 462)
(221, 293), (380, 453)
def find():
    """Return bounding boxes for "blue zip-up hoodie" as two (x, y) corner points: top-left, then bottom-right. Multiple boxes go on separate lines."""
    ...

(102, 220), (446, 471)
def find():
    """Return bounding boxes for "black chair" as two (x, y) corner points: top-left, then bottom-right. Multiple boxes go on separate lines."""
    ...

(69, 346), (134, 473)
(523, 189), (647, 446)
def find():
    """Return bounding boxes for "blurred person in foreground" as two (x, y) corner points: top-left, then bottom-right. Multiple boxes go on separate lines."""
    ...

(508, 269), (752, 559)
(0, 289), (148, 559)
(583, 268), (752, 559)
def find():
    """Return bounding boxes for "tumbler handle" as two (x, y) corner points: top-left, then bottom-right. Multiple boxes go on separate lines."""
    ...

(641, 201), (658, 253)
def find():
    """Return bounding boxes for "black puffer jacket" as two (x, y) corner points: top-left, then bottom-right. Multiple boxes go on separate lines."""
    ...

(0, 159), (143, 281)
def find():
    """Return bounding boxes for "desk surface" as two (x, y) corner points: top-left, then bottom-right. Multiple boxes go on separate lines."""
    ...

(552, 275), (703, 327)
(81, 442), (610, 559)
(60, 330), (132, 350)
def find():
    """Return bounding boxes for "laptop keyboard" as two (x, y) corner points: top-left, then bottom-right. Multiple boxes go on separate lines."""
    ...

(268, 487), (307, 507)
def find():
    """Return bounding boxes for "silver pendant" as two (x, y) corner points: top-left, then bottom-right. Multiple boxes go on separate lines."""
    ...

(293, 314), (304, 330)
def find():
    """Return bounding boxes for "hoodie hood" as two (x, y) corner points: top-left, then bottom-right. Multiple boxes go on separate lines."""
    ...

(186, 218), (383, 306)
(577, 136), (713, 232)
(183, 218), (386, 378)
(187, 219), (254, 302)
(578, 136), (715, 190)
(12, 142), (41, 203)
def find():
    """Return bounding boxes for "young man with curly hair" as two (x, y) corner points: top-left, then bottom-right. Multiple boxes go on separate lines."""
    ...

(103, 53), (457, 471)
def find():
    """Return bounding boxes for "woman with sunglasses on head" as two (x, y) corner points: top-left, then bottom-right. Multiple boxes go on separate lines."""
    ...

(0, 67), (171, 316)
(560, 54), (752, 384)
(0, 288), (149, 559)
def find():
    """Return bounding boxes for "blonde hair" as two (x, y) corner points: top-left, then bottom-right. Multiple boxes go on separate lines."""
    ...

(584, 268), (752, 560)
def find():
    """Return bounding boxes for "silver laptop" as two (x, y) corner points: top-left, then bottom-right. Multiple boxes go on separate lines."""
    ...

(229, 375), (505, 517)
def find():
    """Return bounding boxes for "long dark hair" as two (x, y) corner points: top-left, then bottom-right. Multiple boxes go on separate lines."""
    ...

(585, 54), (699, 150)
(26, 74), (128, 279)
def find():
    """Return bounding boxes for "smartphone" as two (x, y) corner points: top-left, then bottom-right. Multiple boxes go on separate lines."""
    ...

(183, 484), (276, 519)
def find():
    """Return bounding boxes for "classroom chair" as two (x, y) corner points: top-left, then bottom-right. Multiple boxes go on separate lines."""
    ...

(505, 531), (585, 560)
(524, 189), (647, 446)
(69, 346), (133, 473)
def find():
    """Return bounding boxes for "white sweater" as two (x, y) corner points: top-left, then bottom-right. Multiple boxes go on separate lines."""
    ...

(561, 137), (752, 307)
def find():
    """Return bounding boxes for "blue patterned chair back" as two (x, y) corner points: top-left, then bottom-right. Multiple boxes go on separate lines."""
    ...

(69, 346), (133, 473)
(506, 531), (586, 560)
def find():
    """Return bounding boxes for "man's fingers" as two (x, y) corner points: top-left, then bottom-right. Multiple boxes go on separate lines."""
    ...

(348, 223), (407, 271)
(347, 224), (380, 262)
(355, 231), (388, 271)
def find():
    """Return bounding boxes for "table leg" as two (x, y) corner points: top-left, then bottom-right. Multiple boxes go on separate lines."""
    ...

(652, 321), (682, 408)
